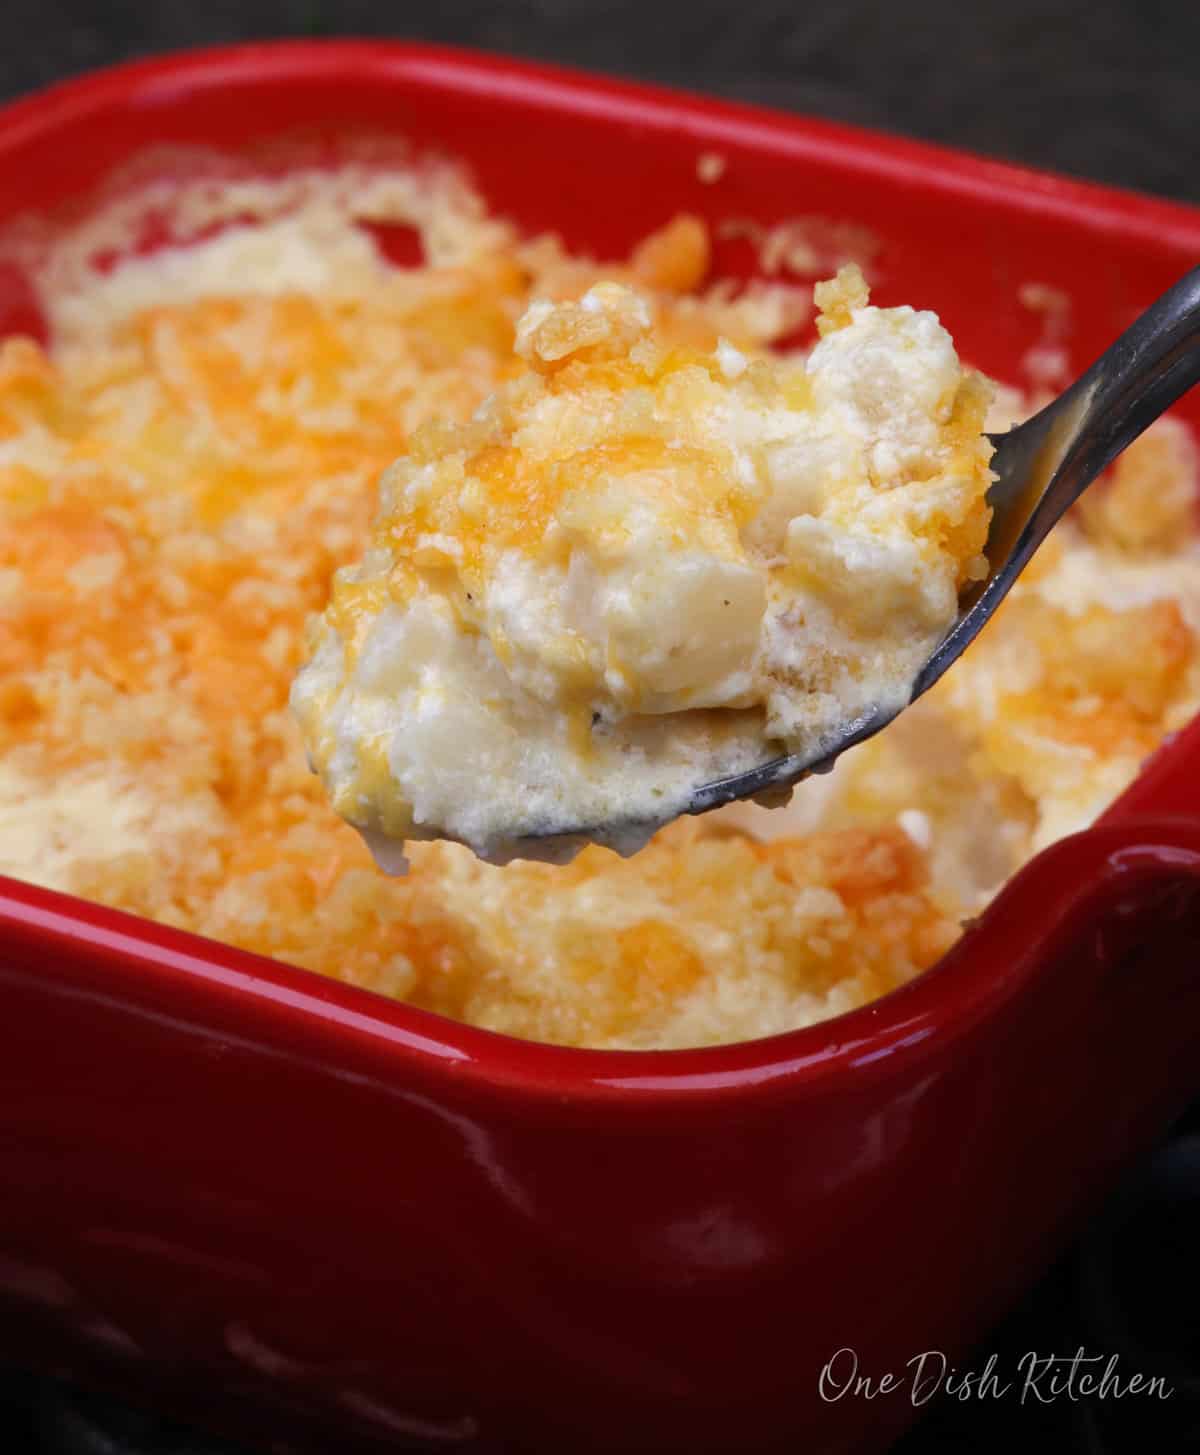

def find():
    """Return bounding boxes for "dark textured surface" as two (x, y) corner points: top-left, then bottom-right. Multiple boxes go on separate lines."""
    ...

(0, 0), (1198, 205)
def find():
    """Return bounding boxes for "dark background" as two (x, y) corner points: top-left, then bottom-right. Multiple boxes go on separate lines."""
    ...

(0, 3), (1197, 1452)
(0, 0), (1198, 206)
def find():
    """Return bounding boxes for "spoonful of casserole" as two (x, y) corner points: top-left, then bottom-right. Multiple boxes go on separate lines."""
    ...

(291, 262), (1200, 871)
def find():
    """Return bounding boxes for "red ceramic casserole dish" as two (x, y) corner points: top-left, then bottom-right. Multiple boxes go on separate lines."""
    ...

(1, 40), (1199, 1455)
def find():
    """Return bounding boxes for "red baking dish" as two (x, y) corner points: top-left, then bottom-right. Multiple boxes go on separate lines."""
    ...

(2, 41), (1199, 1455)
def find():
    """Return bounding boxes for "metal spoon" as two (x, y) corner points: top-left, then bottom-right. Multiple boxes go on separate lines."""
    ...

(529, 265), (1200, 856)
(682, 263), (1200, 818)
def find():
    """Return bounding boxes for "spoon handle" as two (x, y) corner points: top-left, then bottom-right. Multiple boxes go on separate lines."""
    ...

(913, 267), (1200, 704)
(1066, 263), (1200, 480)
(992, 265), (1200, 531)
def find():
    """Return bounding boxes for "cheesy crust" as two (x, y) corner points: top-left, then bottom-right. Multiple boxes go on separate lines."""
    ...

(292, 267), (994, 863)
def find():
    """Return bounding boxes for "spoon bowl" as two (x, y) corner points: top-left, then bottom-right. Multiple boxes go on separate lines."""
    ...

(530, 265), (1200, 854)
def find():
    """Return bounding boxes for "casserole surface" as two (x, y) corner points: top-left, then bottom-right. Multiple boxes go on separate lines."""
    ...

(1, 43), (1198, 1054)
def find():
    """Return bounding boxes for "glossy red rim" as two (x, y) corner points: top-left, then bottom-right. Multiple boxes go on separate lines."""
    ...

(1, 39), (1199, 1103)
(4, 39), (1200, 246)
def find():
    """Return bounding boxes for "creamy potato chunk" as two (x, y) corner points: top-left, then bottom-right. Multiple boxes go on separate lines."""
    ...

(292, 265), (995, 866)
